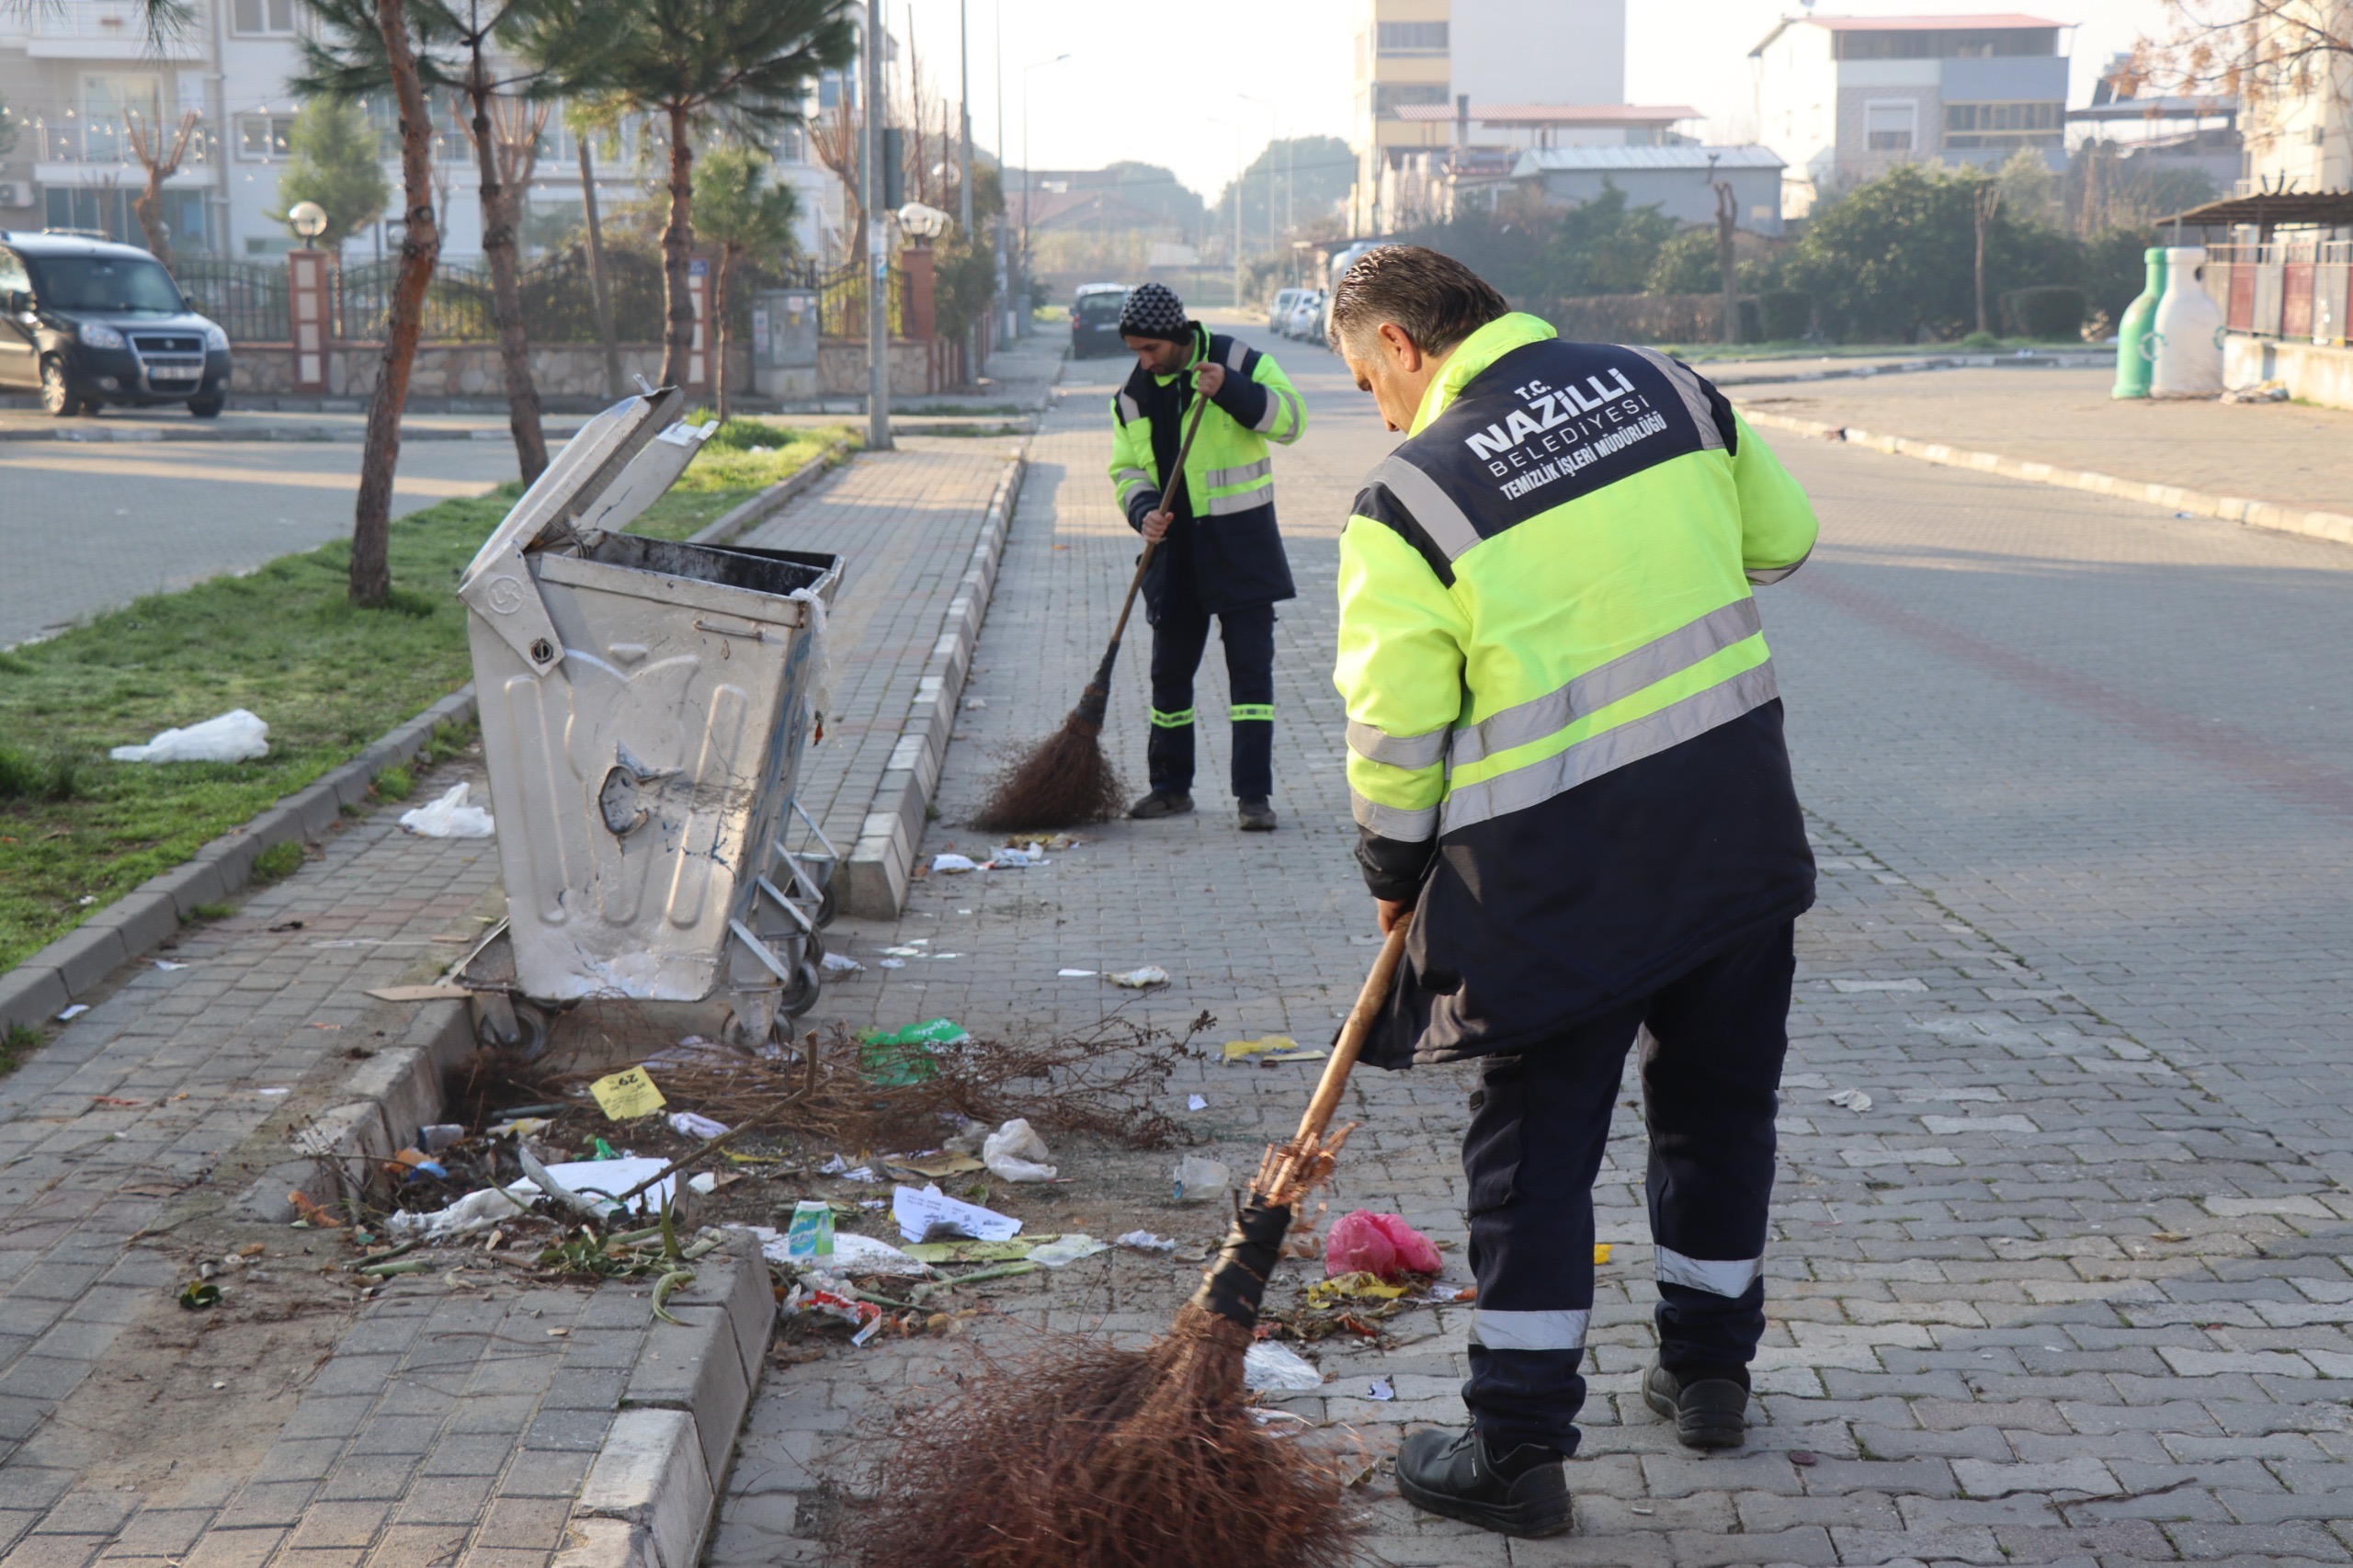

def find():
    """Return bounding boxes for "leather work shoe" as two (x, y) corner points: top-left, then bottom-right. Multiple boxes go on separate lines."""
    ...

(1393, 1426), (1571, 1538)
(1236, 797), (1278, 832)
(1126, 790), (1193, 820)
(1643, 1359), (1749, 1449)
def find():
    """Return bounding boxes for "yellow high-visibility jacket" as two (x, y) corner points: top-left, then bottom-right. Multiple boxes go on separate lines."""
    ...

(1334, 312), (1819, 1064)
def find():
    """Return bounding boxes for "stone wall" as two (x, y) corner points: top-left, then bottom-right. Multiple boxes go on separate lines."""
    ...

(232, 342), (750, 402)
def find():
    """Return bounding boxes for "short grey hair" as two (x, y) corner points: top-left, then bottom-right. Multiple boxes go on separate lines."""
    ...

(1326, 245), (1510, 357)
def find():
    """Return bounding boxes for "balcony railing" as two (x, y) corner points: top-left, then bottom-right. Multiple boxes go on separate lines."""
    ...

(32, 118), (219, 168)
(2204, 241), (2353, 348)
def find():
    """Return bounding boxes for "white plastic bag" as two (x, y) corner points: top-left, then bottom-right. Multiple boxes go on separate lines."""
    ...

(982, 1118), (1058, 1182)
(1243, 1341), (1324, 1392)
(1171, 1154), (1231, 1203)
(111, 709), (268, 764)
(1029, 1233), (1108, 1267)
(400, 782), (495, 839)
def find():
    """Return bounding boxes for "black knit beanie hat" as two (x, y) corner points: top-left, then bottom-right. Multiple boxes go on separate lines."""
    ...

(1118, 282), (1191, 344)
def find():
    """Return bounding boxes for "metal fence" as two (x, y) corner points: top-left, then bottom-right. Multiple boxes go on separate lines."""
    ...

(816, 262), (909, 340)
(2203, 241), (2353, 347)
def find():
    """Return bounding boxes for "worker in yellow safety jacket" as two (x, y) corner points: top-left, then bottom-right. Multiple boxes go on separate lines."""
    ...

(1107, 282), (1305, 831)
(1326, 247), (1820, 1539)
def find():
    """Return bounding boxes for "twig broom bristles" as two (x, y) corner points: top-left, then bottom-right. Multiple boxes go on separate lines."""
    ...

(972, 392), (1213, 834)
(857, 926), (1412, 1568)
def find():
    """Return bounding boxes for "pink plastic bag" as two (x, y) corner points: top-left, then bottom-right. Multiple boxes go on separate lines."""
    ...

(1324, 1210), (1442, 1281)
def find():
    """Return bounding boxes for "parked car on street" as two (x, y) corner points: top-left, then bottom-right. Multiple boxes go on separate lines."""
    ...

(1285, 290), (1327, 345)
(0, 231), (232, 418)
(1267, 287), (1304, 331)
(1070, 283), (1131, 358)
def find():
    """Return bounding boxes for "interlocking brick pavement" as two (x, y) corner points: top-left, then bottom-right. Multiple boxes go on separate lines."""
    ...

(713, 326), (2353, 1566)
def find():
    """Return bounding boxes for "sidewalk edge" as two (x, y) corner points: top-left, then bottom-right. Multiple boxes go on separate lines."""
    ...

(1737, 406), (2353, 551)
(0, 687), (480, 1038)
(841, 449), (1028, 919)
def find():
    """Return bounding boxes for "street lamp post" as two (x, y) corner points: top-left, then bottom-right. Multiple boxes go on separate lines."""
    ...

(1018, 52), (1071, 339)
(864, 1), (892, 450)
(959, 0), (977, 377)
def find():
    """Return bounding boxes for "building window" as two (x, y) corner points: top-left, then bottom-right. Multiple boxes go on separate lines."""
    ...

(1378, 20), (1448, 54)
(1834, 28), (2057, 60)
(1864, 100), (1915, 151)
(231, 0), (296, 33)
(1373, 83), (1450, 118)
(237, 113), (296, 158)
(1942, 100), (2063, 148)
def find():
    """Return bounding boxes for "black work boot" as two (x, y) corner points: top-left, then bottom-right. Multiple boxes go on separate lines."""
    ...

(1236, 796), (1278, 832)
(1393, 1426), (1571, 1538)
(1126, 790), (1193, 820)
(1643, 1359), (1749, 1449)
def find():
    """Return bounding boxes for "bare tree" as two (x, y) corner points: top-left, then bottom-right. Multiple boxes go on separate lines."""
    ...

(2134, 1), (2352, 186)
(122, 108), (202, 272)
(811, 101), (864, 269)
(1973, 178), (2001, 335)
(1711, 176), (1738, 346)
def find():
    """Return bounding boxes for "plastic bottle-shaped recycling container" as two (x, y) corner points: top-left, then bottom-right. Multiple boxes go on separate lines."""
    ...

(2111, 247), (2165, 399)
(2149, 245), (2225, 397)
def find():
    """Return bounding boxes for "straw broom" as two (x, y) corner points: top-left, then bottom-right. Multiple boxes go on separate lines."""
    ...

(972, 390), (1214, 834)
(857, 926), (1411, 1568)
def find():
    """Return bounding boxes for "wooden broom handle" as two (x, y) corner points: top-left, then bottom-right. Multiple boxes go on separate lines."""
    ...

(1103, 385), (1214, 650)
(1284, 924), (1409, 1160)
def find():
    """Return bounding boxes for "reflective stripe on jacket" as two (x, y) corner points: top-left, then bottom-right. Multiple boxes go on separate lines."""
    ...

(1333, 312), (1819, 1066)
(1108, 324), (1302, 615)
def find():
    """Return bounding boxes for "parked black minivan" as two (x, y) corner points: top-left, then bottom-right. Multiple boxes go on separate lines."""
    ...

(1070, 282), (1130, 358)
(0, 231), (233, 418)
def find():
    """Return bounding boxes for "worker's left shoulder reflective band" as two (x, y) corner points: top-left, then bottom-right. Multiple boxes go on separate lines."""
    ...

(1439, 660), (1780, 836)
(1745, 544), (1813, 585)
(1472, 1307), (1591, 1352)
(1655, 1247), (1763, 1298)
(1347, 718), (1448, 772)
(1350, 787), (1437, 844)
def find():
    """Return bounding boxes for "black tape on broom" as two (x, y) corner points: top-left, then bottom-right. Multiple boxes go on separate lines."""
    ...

(1188, 1197), (1293, 1331)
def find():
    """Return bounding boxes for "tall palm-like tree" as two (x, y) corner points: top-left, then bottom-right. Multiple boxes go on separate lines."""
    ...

(297, 0), (553, 484)
(527, 0), (855, 390)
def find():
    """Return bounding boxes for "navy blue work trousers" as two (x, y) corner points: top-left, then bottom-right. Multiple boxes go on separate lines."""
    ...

(1146, 597), (1275, 799)
(1461, 920), (1795, 1456)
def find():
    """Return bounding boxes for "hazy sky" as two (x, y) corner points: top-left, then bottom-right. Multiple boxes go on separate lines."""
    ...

(882, 0), (2173, 202)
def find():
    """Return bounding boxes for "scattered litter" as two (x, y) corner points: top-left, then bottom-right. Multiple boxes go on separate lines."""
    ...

(590, 1067), (666, 1119)
(487, 1117), (551, 1138)
(1170, 1154), (1231, 1203)
(894, 1151), (986, 1179)
(991, 845), (1048, 868)
(178, 1280), (222, 1311)
(963, 697), (988, 710)
(857, 1018), (967, 1084)
(892, 1183), (1023, 1244)
(1324, 1210), (1442, 1282)
(518, 1156), (676, 1216)
(416, 1123), (464, 1153)
(1109, 966), (1170, 988)
(399, 782), (495, 838)
(1187, 1095), (1208, 1111)
(1029, 1233), (1108, 1267)
(1827, 1088), (1873, 1113)
(1221, 1035), (1326, 1065)
(388, 1185), (533, 1239)
(668, 1110), (730, 1140)
(1594, 1243), (1613, 1265)
(1789, 1450), (1819, 1467)
(56, 1004), (89, 1021)
(1058, 968), (1097, 978)
(685, 1173), (720, 1194)
(111, 709), (268, 765)
(903, 1238), (1035, 1264)
(1116, 1230), (1177, 1253)
(1367, 1378), (1395, 1402)
(1242, 1340), (1324, 1392)
(368, 983), (472, 1003)
(287, 1191), (342, 1228)
(1307, 1272), (1409, 1309)
(2222, 379), (2290, 403)
(783, 1272), (883, 1340)
(153, 959), (188, 971)
(821, 952), (866, 972)
(981, 1118), (1059, 1182)
(881, 959), (906, 969)
(932, 853), (983, 874)
(257, 1085), (290, 1096)
(786, 1199), (835, 1256)
(819, 1155), (878, 1183)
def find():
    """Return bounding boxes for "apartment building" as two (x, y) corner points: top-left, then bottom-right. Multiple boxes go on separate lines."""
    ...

(1350, 0), (1628, 230)
(2237, 0), (2350, 196)
(0, 0), (846, 264)
(1751, 12), (2070, 215)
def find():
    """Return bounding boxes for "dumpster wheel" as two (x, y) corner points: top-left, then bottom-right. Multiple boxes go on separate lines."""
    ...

(779, 960), (823, 1020)
(475, 997), (550, 1060)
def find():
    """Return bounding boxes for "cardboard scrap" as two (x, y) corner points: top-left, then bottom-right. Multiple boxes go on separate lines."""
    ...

(900, 1237), (1044, 1264)
(365, 983), (473, 1003)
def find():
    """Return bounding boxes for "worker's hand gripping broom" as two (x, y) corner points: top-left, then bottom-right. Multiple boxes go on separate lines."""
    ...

(972, 389), (1215, 833)
(857, 926), (1411, 1568)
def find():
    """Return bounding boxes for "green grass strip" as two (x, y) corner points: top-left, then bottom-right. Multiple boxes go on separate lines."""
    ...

(0, 421), (849, 973)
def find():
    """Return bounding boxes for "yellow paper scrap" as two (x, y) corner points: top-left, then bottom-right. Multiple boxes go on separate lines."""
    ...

(1223, 1035), (1326, 1064)
(588, 1067), (666, 1120)
(896, 1153), (987, 1179)
(1593, 1244), (1612, 1265)
(1306, 1270), (1411, 1310)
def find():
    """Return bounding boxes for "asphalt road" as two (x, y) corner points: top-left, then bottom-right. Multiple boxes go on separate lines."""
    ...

(0, 437), (518, 646)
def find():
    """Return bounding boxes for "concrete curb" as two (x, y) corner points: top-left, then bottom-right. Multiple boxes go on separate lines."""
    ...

(841, 449), (1029, 919)
(1738, 405), (2353, 551)
(558, 1232), (776, 1568)
(0, 687), (480, 1039)
(686, 437), (855, 548)
(1700, 348), (2110, 389)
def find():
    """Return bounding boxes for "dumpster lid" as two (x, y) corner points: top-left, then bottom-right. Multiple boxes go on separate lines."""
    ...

(458, 386), (714, 676)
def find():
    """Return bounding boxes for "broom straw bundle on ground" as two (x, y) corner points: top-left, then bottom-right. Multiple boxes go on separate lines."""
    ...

(973, 392), (1213, 834)
(857, 926), (1411, 1568)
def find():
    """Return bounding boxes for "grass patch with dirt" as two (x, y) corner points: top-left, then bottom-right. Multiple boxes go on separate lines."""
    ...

(0, 423), (851, 974)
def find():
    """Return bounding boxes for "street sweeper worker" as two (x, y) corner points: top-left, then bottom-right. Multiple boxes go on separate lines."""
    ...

(1327, 245), (1819, 1539)
(1107, 281), (1306, 832)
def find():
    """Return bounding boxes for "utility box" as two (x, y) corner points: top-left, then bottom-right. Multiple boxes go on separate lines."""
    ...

(752, 287), (820, 401)
(455, 388), (843, 1039)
